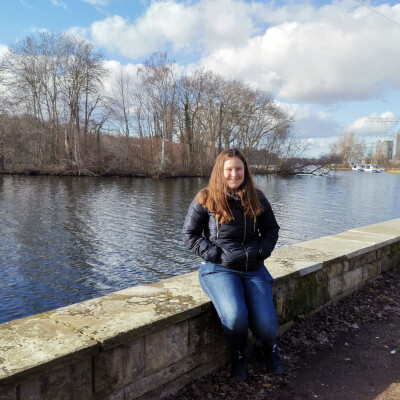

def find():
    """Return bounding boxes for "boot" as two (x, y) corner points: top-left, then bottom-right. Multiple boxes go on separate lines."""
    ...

(264, 343), (284, 374)
(230, 349), (248, 382)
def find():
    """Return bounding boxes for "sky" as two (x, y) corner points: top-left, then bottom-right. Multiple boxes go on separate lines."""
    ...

(1, 0), (400, 157)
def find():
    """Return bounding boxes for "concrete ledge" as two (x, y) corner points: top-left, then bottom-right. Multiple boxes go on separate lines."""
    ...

(1, 218), (399, 399)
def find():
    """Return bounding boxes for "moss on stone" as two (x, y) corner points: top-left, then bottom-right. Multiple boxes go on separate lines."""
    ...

(289, 271), (329, 318)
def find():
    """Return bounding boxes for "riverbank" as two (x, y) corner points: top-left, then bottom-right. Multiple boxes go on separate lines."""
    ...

(335, 166), (400, 174)
(0, 167), (159, 178)
(2, 165), (400, 177)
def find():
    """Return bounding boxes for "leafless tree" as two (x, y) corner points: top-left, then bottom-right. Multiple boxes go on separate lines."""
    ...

(1, 39), (296, 177)
(329, 132), (366, 165)
(1, 32), (108, 171)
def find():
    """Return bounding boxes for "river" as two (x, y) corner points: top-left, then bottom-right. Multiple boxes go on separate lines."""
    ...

(1, 171), (399, 323)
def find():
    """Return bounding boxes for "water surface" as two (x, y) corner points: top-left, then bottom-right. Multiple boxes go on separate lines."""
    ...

(1, 171), (399, 323)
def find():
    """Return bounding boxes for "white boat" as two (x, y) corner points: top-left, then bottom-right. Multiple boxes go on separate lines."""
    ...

(363, 164), (385, 173)
(352, 164), (365, 171)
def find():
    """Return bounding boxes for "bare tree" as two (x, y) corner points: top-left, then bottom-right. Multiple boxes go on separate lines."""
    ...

(176, 69), (222, 170)
(60, 35), (108, 169)
(1, 32), (108, 171)
(107, 71), (135, 137)
(1, 41), (297, 177)
(137, 52), (178, 175)
(329, 132), (366, 165)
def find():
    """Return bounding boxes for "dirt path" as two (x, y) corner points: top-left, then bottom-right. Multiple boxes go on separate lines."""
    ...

(274, 311), (400, 400)
(165, 269), (400, 400)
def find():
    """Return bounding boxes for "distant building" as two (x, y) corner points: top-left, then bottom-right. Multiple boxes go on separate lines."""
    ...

(393, 133), (400, 160)
(375, 139), (393, 162)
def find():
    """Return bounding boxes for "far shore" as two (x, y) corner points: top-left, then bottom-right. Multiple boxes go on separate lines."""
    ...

(336, 166), (400, 174)
(1, 166), (400, 178)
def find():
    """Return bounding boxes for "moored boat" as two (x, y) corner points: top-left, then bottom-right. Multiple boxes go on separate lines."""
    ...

(363, 164), (385, 173)
(352, 164), (365, 171)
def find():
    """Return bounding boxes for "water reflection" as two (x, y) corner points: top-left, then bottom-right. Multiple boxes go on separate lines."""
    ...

(1, 172), (399, 323)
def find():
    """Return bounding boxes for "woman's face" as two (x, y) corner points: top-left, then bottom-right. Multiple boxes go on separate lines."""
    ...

(223, 156), (245, 190)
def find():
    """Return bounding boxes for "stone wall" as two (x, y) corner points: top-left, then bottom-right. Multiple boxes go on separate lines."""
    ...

(1, 218), (399, 399)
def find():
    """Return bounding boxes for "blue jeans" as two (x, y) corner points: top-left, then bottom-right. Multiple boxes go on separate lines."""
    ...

(199, 262), (278, 352)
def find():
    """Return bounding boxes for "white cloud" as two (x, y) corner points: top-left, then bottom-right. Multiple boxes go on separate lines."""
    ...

(81, 0), (108, 5)
(346, 111), (400, 136)
(67, 26), (90, 41)
(201, 4), (400, 104)
(89, 2), (199, 59)
(305, 137), (339, 157)
(278, 102), (342, 139)
(87, 0), (260, 59)
(102, 60), (141, 94)
(51, 0), (67, 9)
(0, 45), (9, 58)
(30, 27), (51, 34)
(197, 1), (400, 105)
(82, 0), (400, 106)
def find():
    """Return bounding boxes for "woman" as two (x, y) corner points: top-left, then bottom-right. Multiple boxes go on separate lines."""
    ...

(182, 148), (283, 382)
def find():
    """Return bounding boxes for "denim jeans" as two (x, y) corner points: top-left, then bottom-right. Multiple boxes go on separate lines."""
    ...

(199, 262), (278, 352)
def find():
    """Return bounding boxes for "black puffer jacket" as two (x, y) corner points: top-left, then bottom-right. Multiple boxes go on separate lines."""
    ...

(182, 190), (279, 271)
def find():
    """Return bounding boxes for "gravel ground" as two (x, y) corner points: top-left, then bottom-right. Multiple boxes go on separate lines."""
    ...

(164, 269), (400, 400)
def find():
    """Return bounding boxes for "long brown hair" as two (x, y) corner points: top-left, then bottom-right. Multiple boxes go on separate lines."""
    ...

(196, 148), (263, 223)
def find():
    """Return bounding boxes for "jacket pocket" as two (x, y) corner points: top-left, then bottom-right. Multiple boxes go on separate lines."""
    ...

(246, 240), (262, 263)
(203, 244), (221, 263)
(219, 243), (247, 267)
(258, 239), (272, 260)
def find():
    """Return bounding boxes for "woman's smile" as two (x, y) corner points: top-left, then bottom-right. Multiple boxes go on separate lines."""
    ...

(224, 157), (245, 190)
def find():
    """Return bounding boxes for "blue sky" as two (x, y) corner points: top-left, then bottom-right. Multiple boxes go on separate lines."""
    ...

(1, 0), (400, 157)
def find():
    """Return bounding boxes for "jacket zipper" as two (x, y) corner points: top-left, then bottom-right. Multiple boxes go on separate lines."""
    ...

(242, 212), (248, 271)
(216, 216), (219, 238)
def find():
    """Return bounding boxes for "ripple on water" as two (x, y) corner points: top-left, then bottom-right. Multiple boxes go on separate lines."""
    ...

(0, 172), (399, 323)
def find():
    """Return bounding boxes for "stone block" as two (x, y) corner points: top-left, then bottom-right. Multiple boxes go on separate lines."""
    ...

(328, 275), (345, 298)
(274, 290), (285, 317)
(273, 280), (292, 322)
(47, 271), (209, 350)
(285, 271), (329, 318)
(389, 249), (400, 269)
(361, 262), (380, 282)
(97, 388), (125, 400)
(327, 261), (345, 278)
(273, 281), (291, 322)
(343, 259), (350, 272)
(125, 352), (231, 400)
(329, 267), (365, 299)
(377, 246), (391, 258)
(0, 387), (16, 400)
(381, 249), (400, 272)
(354, 218), (400, 236)
(347, 250), (376, 270)
(19, 359), (92, 400)
(188, 310), (225, 353)
(343, 268), (362, 290)
(144, 321), (189, 375)
(294, 236), (368, 260)
(389, 240), (400, 253)
(94, 337), (144, 395)
(0, 315), (97, 385)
